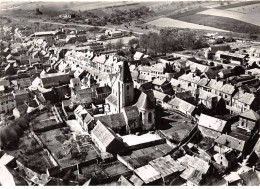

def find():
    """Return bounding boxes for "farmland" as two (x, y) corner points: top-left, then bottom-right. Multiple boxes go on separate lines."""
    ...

(147, 17), (228, 32)
(177, 14), (260, 34)
(197, 6), (260, 26)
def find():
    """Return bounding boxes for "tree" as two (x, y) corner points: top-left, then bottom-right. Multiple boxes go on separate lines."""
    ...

(233, 66), (245, 75)
(115, 39), (124, 50)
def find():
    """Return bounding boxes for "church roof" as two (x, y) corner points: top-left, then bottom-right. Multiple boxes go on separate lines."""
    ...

(119, 61), (133, 83)
(136, 90), (155, 110)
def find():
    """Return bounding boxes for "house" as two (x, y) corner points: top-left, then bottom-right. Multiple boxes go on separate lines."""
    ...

(215, 51), (247, 65)
(152, 90), (170, 104)
(148, 155), (185, 185)
(133, 52), (144, 61)
(134, 165), (162, 185)
(248, 47), (260, 57)
(205, 79), (224, 96)
(214, 134), (247, 155)
(238, 110), (260, 136)
(12, 89), (30, 106)
(231, 92), (259, 113)
(198, 89), (218, 110)
(69, 78), (81, 89)
(198, 114), (228, 139)
(91, 120), (126, 154)
(178, 73), (201, 88)
(4, 63), (16, 76)
(13, 104), (28, 119)
(218, 69), (235, 79)
(219, 84), (237, 106)
(38, 73), (70, 88)
(0, 93), (16, 113)
(17, 78), (32, 89)
(95, 113), (126, 134)
(74, 105), (94, 132)
(167, 97), (196, 118)
(94, 85), (111, 104)
(178, 154), (210, 186)
(206, 44), (231, 56)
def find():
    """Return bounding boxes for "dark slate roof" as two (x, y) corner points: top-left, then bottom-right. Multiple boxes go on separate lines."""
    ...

(123, 106), (139, 122)
(95, 113), (126, 129)
(95, 86), (111, 95)
(53, 85), (71, 101)
(136, 90), (155, 110)
(210, 44), (231, 54)
(139, 81), (153, 92)
(119, 61), (133, 83)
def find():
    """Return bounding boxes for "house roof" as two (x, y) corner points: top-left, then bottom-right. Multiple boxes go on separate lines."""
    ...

(134, 165), (161, 184)
(198, 89), (217, 100)
(95, 113), (126, 129)
(179, 73), (201, 84)
(215, 134), (245, 152)
(209, 44), (231, 54)
(152, 78), (167, 86)
(95, 86), (111, 95)
(240, 110), (260, 121)
(239, 169), (260, 186)
(198, 114), (227, 133)
(134, 52), (144, 60)
(220, 84), (235, 94)
(237, 93), (255, 105)
(119, 61), (132, 83)
(91, 120), (125, 152)
(177, 154), (210, 175)
(197, 78), (209, 87)
(129, 174), (144, 186)
(153, 90), (168, 101)
(149, 155), (185, 178)
(40, 73), (70, 86)
(168, 97), (196, 114)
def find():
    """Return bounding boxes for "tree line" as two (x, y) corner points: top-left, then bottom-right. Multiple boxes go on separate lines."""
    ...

(128, 29), (210, 56)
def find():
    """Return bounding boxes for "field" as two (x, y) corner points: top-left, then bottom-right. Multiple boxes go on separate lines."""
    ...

(177, 14), (260, 34)
(197, 6), (260, 26)
(147, 17), (228, 32)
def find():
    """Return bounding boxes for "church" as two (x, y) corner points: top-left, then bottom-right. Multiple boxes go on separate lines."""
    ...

(106, 61), (156, 132)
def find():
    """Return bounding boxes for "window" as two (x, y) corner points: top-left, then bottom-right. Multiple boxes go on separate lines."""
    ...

(148, 112), (152, 123)
(139, 112), (142, 121)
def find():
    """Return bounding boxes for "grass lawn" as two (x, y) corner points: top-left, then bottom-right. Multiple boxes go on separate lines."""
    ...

(177, 14), (260, 34)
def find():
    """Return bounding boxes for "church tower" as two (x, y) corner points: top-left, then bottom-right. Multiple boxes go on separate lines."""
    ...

(117, 61), (134, 112)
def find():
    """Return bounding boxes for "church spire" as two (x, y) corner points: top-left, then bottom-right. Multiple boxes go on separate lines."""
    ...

(119, 61), (132, 83)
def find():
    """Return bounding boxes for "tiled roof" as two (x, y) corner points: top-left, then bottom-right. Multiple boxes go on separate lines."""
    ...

(240, 110), (260, 121)
(215, 134), (245, 152)
(198, 114), (227, 132)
